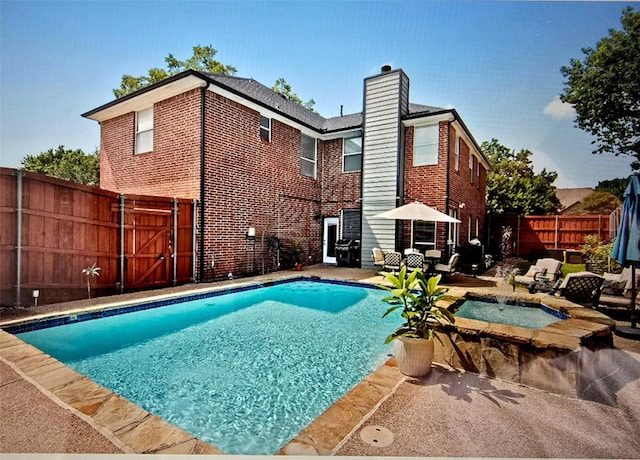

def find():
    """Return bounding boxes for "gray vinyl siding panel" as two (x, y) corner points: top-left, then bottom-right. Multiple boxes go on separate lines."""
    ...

(360, 70), (407, 268)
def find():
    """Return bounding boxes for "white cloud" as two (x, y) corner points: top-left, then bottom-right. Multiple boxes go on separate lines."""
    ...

(543, 97), (576, 120)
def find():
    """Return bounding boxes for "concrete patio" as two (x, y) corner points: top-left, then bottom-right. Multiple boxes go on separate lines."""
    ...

(1, 265), (639, 457)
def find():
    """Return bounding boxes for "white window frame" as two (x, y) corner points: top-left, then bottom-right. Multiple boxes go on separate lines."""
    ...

(260, 115), (271, 142)
(301, 134), (317, 178)
(469, 155), (475, 184)
(455, 135), (460, 171)
(342, 135), (362, 173)
(413, 221), (436, 249)
(135, 107), (153, 154)
(413, 124), (439, 166)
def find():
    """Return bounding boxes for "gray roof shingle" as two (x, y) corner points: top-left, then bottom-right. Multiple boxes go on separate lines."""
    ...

(205, 73), (447, 133)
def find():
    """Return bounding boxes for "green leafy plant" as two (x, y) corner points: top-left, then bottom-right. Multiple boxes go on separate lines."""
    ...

(581, 234), (621, 274)
(381, 267), (455, 343)
(81, 263), (101, 298)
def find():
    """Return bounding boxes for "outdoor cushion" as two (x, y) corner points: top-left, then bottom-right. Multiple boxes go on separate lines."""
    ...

(602, 279), (627, 296)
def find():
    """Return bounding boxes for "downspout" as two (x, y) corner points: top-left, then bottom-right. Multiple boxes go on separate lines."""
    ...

(14, 170), (23, 306)
(119, 194), (125, 294)
(199, 83), (206, 282)
(445, 122), (451, 258)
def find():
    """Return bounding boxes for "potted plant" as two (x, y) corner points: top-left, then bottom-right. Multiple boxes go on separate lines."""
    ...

(381, 267), (455, 377)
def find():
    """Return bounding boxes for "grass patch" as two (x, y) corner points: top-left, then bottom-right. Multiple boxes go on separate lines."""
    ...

(561, 263), (586, 277)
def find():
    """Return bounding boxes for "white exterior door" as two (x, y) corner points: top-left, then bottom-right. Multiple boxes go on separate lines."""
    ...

(323, 217), (339, 264)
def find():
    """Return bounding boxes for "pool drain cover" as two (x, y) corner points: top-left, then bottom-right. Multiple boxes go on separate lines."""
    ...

(360, 425), (394, 447)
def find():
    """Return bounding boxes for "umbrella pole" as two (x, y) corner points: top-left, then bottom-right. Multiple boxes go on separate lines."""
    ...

(632, 263), (637, 329)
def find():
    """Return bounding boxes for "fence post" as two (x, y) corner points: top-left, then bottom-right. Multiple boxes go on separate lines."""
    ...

(14, 170), (23, 307)
(555, 215), (559, 249)
(516, 215), (521, 258)
(172, 198), (178, 286)
(119, 194), (125, 294)
(192, 199), (198, 283)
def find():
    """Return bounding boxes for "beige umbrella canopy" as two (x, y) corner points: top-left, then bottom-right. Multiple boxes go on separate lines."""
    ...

(374, 201), (461, 248)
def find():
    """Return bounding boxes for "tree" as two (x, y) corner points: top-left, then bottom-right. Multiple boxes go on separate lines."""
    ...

(21, 146), (99, 186)
(564, 191), (620, 215)
(560, 7), (640, 170)
(595, 177), (629, 201)
(272, 78), (316, 111)
(113, 45), (237, 98)
(482, 139), (560, 215)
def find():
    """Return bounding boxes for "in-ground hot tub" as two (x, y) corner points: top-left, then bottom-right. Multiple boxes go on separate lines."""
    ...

(431, 289), (615, 398)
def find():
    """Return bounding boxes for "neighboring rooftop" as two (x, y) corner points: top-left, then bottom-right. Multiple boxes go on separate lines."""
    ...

(557, 188), (594, 213)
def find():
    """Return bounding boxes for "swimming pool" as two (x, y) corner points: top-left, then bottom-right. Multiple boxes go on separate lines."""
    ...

(455, 296), (569, 329)
(12, 279), (401, 455)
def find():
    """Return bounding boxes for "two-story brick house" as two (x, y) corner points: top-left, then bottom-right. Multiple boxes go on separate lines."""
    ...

(83, 65), (489, 280)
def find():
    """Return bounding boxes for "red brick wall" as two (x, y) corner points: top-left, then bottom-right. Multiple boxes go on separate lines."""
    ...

(200, 91), (322, 279)
(99, 89), (201, 199)
(319, 138), (361, 220)
(403, 122), (487, 251)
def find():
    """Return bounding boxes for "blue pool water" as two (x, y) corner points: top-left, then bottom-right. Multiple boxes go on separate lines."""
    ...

(15, 279), (401, 455)
(456, 298), (568, 329)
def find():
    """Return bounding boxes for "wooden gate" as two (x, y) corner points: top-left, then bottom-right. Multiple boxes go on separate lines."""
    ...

(114, 195), (194, 291)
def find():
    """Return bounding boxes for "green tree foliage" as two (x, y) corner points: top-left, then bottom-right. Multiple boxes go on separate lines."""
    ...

(272, 78), (316, 111)
(482, 139), (559, 215)
(113, 45), (237, 98)
(560, 7), (640, 170)
(595, 177), (630, 201)
(567, 191), (621, 215)
(21, 146), (99, 186)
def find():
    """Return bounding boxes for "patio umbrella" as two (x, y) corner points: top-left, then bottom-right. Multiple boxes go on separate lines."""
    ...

(374, 200), (461, 248)
(611, 174), (640, 332)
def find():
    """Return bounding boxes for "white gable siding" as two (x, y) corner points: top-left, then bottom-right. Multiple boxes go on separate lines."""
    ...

(361, 70), (410, 268)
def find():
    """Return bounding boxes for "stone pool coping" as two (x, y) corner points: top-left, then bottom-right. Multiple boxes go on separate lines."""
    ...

(0, 272), (618, 455)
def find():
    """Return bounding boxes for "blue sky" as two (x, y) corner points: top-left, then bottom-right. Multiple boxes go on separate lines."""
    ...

(0, 1), (636, 188)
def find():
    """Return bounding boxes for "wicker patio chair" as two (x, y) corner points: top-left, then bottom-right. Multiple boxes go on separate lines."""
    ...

(556, 271), (604, 308)
(383, 251), (402, 273)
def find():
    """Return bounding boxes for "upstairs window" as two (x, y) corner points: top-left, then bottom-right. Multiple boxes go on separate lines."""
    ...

(343, 136), (362, 172)
(260, 115), (271, 142)
(413, 125), (438, 166)
(469, 154), (476, 184)
(455, 136), (460, 171)
(301, 134), (316, 178)
(135, 107), (153, 154)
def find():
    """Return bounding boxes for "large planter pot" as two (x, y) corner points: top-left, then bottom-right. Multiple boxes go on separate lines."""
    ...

(394, 336), (435, 378)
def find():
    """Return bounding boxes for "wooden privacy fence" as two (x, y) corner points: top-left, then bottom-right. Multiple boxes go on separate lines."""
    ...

(0, 168), (195, 307)
(488, 214), (610, 261)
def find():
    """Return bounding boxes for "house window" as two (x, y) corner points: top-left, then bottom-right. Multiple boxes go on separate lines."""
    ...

(413, 125), (439, 166)
(135, 107), (153, 154)
(455, 136), (460, 171)
(343, 136), (362, 172)
(468, 215), (473, 241)
(476, 216), (480, 238)
(469, 155), (476, 184)
(260, 115), (271, 142)
(301, 134), (316, 178)
(414, 221), (436, 250)
(341, 209), (361, 239)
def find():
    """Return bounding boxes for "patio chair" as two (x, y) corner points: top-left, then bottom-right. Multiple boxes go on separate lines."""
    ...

(382, 251), (402, 273)
(433, 253), (460, 278)
(515, 258), (563, 290)
(371, 247), (385, 268)
(405, 252), (425, 273)
(555, 271), (604, 308)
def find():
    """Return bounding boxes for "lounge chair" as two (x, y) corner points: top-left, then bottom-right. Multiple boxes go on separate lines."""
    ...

(383, 251), (402, 273)
(598, 267), (640, 310)
(433, 253), (460, 278)
(371, 247), (385, 269)
(405, 252), (425, 272)
(515, 258), (563, 289)
(555, 271), (604, 308)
